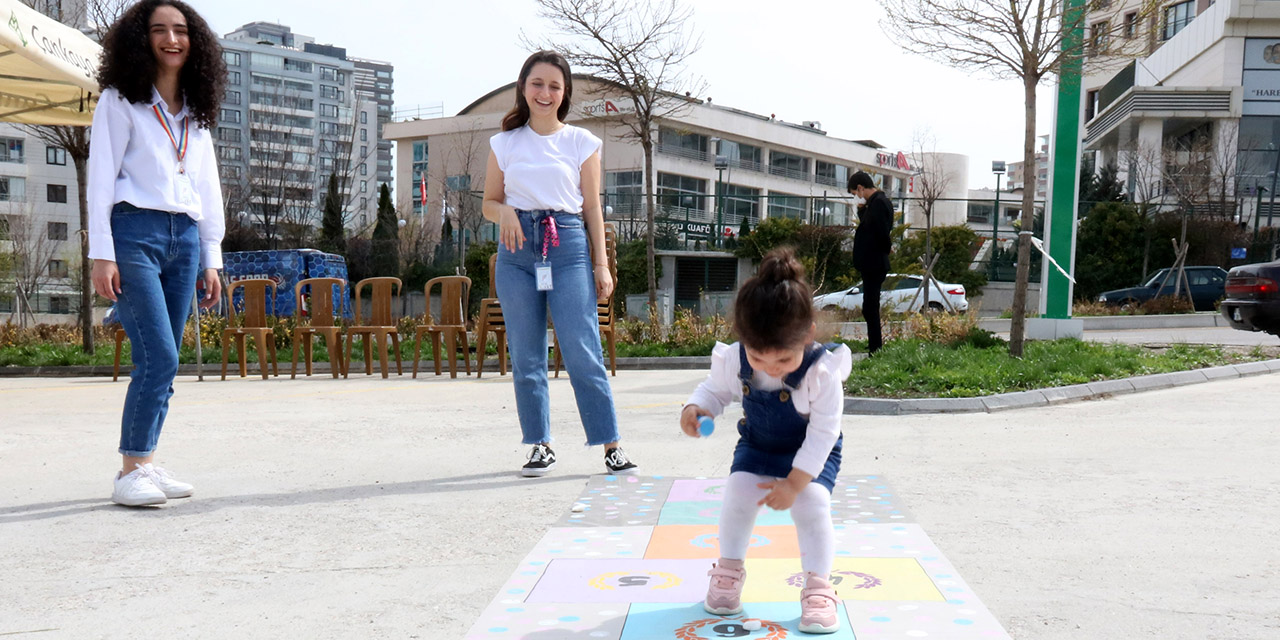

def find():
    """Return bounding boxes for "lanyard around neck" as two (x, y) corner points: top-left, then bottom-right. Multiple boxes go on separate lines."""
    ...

(151, 104), (189, 173)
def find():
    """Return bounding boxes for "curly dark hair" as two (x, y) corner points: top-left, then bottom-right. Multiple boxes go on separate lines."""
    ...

(96, 0), (226, 129)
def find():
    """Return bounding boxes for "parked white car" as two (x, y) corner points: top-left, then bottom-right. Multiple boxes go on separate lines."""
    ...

(812, 274), (969, 313)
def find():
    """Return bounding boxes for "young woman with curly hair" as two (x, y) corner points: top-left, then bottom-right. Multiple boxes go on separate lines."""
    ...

(88, 0), (227, 506)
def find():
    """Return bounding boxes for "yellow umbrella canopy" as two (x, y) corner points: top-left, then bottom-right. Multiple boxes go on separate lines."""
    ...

(0, 0), (100, 125)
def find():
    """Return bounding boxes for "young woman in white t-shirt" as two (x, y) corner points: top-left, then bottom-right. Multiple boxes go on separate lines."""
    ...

(481, 50), (638, 477)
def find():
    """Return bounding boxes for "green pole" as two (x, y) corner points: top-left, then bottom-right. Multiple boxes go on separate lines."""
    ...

(1043, 0), (1086, 319)
(991, 173), (1001, 280)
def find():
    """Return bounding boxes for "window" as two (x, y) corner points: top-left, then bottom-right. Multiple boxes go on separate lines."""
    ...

(360, 181), (368, 194)
(967, 202), (993, 224)
(217, 127), (241, 143)
(360, 111), (368, 124)
(225, 90), (241, 105)
(220, 109), (241, 124)
(361, 197), (368, 210)
(446, 175), (471, 191)
(251, 52), (283, 70)
(1085, 90), (1100, 122)
(604, 170), (642, 214)
(223, 51), (241, 66)
(0, 176), (25, 201)
(0, 137), (24, 163)
(657, 172), (707, 213)
(46, 184), (67, 203)
(47, 221), (67, 240)
(412, 140), (428, 212)
(218, 146), (242, 161)
(720, 183), (760, 220)
(47, 259), (68, 279)
(320, 85), (339, 100)
(815, 161), (849, 187)
(319, 104), (339, 118)
(319, 122), (341, 135)
(1089, 21), (1109, 55)
(768, 150), (809, 181)
(284, 59), (313, 74)
(718, 140), (763, 172)
(223, 165), (241, 180)
(229, 70), (241, 85)
(249, 91), (313, 110)
(1163, 1), (1194, 41)
(46, 146), (66, 165)
(320, 66), (338, 81)
(49, 295), (70, 314)
(1124, 12), (1138, 38)
(767, 191), (806, 219)
(360, 145), (368, 158)
(658, 127), (709, 160)
(360, 128), (368, 142)
(337, 71), (347, 84)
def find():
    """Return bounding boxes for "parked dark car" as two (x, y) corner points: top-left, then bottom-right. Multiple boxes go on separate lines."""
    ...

(1221, 260), (1280, 335)
(1097, 266), (1228, 311)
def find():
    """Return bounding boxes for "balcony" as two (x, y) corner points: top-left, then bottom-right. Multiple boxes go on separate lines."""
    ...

(656, 144), (712, 163)
(768, 165), (811, 182)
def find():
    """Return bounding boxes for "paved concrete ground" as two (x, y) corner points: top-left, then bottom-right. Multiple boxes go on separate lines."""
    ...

(1077, 325), (1277, 347)
(1, 370), (1277, 639)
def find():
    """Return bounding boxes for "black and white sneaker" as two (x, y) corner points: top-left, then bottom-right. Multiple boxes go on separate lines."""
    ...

(522, 444), (557, 477)
(604, 447), (639, 475)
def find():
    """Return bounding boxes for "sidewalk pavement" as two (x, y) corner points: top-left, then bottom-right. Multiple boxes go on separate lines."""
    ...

(1, 370), (1277, 639)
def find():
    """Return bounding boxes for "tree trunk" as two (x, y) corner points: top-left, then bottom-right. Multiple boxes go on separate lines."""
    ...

(642, 132), (657, 310)
(74, 143), (94, 354)
(1008, 73), (1039, 358)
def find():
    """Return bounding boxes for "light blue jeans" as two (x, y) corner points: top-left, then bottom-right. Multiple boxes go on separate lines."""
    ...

(111, 203), (199, 457)
(496, 210), (620, 446)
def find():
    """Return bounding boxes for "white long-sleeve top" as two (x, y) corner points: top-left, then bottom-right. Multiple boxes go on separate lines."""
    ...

(686, 341), (853, 478)
(87, 87), (225, 269)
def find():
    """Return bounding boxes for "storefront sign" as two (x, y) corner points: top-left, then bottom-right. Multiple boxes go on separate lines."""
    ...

(875, 151), (911, 171)
(581, 98), (634, 118)
(1244, 38), (1280, 115)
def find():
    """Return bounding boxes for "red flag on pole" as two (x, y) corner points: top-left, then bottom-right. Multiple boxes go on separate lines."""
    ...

(419, 173), (427, 213)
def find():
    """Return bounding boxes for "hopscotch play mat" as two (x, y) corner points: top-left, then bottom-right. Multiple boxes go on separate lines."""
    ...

(466, 475), (1012, 639)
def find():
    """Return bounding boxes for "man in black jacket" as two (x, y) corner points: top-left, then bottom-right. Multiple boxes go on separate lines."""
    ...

(849, 171), (893, 354)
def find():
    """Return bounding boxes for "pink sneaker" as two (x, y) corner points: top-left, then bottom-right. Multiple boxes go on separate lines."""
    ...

(703, 560), (746, 615)
(799, 575), (840, 634)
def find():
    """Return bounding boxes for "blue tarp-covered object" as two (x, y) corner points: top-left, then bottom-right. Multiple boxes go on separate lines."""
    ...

(223, 249), (351, 319)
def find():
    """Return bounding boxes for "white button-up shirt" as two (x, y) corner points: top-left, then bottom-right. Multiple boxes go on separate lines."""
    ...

(87, 86), (225, 269)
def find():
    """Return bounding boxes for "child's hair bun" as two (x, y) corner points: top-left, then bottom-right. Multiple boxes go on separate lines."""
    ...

(755, 248), (805, 285)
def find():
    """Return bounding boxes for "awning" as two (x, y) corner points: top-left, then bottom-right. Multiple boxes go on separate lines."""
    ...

(0, 0), (100, 125)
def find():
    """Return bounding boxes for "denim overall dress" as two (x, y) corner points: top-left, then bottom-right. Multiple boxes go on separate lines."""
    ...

(731, 343), (844, 492)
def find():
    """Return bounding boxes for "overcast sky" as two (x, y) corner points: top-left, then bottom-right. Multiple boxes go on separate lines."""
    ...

(191, 0), (1058, 189)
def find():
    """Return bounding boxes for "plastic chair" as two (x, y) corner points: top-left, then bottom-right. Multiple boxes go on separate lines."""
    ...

(474, 253), (508, 378)
(345, 277), (402, 379)
(291, 277), (347, 379)
(554, 224), (619, 377)
(412, 275), (472, 378)
(221, 278), (279, 380)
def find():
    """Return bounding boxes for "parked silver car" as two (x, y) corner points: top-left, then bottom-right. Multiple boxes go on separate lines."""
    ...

(813, 274), (969, 313)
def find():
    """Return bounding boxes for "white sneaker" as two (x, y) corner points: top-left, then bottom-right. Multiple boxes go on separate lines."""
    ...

(112, 467), (166, 506)
(139, 463), (194, 499)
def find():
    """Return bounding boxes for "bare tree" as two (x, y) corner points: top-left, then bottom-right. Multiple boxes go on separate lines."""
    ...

(879, 0), (1158, 355)
(437, 118), (489, 270)
(2, 211), (62, 324)
(909, 130), (953, 309)
(525, 0), (706, 309)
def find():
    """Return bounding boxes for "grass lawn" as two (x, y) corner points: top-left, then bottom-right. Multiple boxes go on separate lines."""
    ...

(844, 338), (1276, 398)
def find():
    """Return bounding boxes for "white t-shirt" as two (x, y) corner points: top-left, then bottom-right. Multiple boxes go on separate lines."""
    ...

(490, 124), (602, 214)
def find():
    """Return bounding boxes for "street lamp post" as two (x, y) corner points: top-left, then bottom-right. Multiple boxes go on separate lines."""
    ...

(990, 161), (1006, 280)
(711, 137), (727, 249)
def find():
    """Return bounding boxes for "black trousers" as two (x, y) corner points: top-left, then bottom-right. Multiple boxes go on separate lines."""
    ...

(860, 269), (887, 353)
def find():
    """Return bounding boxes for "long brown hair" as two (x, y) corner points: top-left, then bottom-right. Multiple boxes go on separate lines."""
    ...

(501, 50), (574, 132)
(733, 248), (815, 351)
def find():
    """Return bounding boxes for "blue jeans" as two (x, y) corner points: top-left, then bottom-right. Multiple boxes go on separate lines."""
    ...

(112, 203), (199, 457)
(496, 210), (620, 446)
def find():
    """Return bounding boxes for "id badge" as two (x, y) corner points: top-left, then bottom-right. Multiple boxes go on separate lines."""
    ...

(536, 262), (553, 291)
(174, 173), (195, 205)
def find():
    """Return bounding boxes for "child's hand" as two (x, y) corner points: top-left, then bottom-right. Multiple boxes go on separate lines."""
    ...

(756, 479), (801, 511)
(680, 405), (711, 438)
